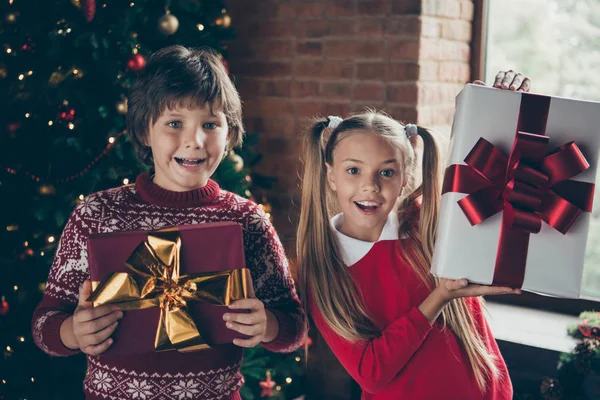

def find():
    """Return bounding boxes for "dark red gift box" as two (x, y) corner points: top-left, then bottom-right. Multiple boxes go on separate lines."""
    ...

(87, 222), (251, 357)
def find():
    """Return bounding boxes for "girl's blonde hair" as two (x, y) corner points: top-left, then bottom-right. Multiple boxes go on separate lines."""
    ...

(297, 111), (499, 391)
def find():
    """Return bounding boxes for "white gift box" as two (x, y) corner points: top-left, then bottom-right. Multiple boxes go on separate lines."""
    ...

(431, 84), (600, 298)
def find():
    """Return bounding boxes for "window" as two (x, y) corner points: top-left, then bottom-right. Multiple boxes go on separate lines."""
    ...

(485, 0), (600, 300)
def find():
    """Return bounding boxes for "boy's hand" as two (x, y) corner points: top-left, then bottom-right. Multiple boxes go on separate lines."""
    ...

(437, 278), (521, 302)
(224, 298), (279, 348)
(473, 69), (531, 92)
(72, 280), (123, 356)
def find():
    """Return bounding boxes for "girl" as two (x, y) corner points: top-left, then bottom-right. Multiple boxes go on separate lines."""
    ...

(297, 73), (530, 399)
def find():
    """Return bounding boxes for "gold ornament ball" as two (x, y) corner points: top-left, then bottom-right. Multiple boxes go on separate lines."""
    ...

(158, 13), (179, 35)
(222, 14), (231, 28)
(38, 184), (56, 195)
(5, 13), (17, 23)
(117, 99), (128, 115)
(230, 154), (244, 172)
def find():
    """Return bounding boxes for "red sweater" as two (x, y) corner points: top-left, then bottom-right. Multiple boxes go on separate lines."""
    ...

(32, 171), (306, 400)
(309, 213), (513, 399)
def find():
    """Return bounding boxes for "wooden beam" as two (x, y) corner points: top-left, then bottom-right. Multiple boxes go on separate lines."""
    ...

(470, 0), (488, 82)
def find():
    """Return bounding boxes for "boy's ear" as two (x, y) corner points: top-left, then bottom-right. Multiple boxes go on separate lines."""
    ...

(325, 163), (336, 192)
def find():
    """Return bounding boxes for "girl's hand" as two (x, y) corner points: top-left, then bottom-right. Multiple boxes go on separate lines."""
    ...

(70, 280), (123, 355)
(473, 69), (531, 92)
(438, 278), (521, 302)
(224, 298), (280, 348)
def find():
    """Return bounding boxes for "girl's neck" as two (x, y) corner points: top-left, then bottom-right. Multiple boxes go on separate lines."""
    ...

(336, 212), (396, 243)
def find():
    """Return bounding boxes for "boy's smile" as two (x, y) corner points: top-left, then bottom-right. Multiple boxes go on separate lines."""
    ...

(146, 101), (229, 192)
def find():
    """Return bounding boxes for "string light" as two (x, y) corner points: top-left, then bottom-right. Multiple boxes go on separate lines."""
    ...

(19, 337), (25, 342)
(13, 286), (18, 291)
(197, 24), (204, 31)
(1, 379), (5, 384)
(31, 377), (34, 382)
(27, 70), (33, 76)
(130, 2), (134, 6)
(6, 346), (11, 351)
(73, 69), (79, 75)
(276, 386), (281, 391)
(6, 225), (18, 231)
(40, 251), (44, 256)
(24, 241), (28, 246)
(18, 74), (24, 80)
(285, 377), (292, 384)
(25, 113), (30, 118)
(48, 236), (55, 243)
(68, 122), (75, 130)
(66, 28), (72, 33)
(79, 194), (84, 200)
(6, 48), (12, 54)
(122, 178), (129, 185)
(57, 29), (63, 34)
(295, 356), (301, 362)
(1, 129), (126, 183)
(48, 120), (53, 126)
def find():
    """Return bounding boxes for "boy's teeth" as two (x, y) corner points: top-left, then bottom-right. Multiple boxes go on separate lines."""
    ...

(175, 157), (204, 166)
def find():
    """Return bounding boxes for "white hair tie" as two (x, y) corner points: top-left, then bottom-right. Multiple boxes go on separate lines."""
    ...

(327, 116), (343, 129)
(405, 123), (418, 138)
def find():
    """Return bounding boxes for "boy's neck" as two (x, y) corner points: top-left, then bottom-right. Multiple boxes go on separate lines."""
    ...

(135, 171), (220, 208)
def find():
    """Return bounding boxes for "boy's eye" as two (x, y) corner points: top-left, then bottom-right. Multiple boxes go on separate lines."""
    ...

(380, 169), (395, 177)
(346, 167), (359, 175)
(167, 120), (182, 129)
(203, 122), (219, 130)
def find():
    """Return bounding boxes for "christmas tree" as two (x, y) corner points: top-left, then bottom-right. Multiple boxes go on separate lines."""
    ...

(0, 1), (304, 399)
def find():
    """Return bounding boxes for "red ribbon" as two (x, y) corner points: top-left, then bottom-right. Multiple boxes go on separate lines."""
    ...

(442, 93), (595, 288)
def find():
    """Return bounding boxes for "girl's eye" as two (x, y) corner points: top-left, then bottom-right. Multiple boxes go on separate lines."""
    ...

(380, 169), (395, 177)
(167, 120), (182, 129)
(346, 167), (359, 175)
(203, 122), (219, 130)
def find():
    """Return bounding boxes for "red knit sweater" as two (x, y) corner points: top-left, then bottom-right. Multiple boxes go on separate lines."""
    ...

(309, 213), (513, 399)
(32, 171), (306, 400)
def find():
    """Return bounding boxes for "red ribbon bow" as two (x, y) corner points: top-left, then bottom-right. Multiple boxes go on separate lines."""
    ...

(442, 94), (595, 288)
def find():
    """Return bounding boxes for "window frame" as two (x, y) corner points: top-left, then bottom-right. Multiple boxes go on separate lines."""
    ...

(471, 0), (600, 315)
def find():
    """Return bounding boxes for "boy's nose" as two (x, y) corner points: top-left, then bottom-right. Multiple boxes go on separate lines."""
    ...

(184, 128), (206, 148)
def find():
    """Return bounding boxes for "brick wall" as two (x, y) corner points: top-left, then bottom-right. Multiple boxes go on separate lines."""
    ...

(227, 0), (475, 256)
(227, 1), (476, 397)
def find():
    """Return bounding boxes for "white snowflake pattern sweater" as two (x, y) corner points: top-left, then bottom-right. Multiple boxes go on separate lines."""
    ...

(31, 171), (306, 400)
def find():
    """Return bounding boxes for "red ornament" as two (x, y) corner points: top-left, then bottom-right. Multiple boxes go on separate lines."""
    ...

(305, 336), (313, 347)
(259, 371), (276, 398)
(127, 54), (146, 72)
(0, 296), (9, 316)
(58, 108), (75, 122)
(82, 0), (96, 22)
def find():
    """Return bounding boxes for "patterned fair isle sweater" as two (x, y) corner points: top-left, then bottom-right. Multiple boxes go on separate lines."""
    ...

(32, 171), (306, 400)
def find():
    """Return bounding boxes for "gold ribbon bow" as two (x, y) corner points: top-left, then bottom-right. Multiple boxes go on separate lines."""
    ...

(88, 227), (254, 353)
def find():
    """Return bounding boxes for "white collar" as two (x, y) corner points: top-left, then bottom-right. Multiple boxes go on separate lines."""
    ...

(330, 212), (399, 266)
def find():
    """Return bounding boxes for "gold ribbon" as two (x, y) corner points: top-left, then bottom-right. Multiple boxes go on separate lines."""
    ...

(88, 227), (254, 353)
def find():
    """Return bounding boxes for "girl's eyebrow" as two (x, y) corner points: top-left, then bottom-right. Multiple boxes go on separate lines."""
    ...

(342, 158), (398, 164)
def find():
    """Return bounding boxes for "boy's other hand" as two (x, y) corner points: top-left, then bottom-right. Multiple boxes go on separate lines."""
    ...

(224, 298), (280, 348)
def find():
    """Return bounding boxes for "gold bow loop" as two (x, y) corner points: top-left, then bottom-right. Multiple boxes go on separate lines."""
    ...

(88, 227), (254, 353)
